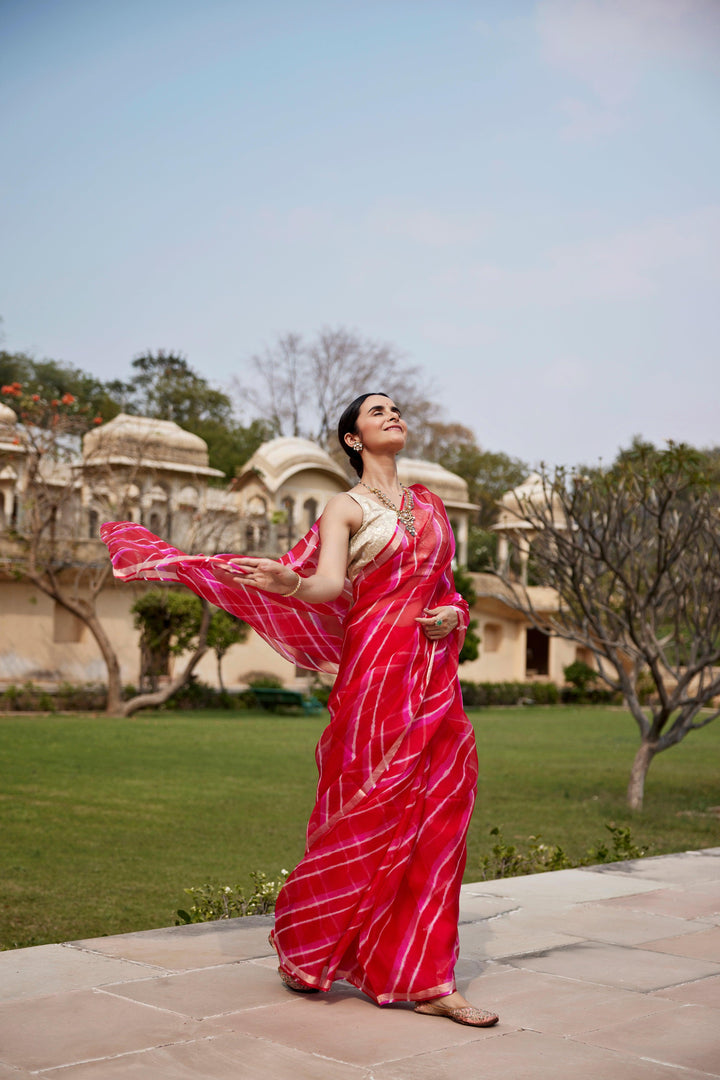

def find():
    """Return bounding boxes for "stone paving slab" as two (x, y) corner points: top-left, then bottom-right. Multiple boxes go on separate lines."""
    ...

(0, 945), (164, 1003)
(1, 853), (719, 1079)
(104, 960), (301, 1019)
(68, 917), (272, 971)
(507, 939), (720, 992)
(464, 966), (678, 1036)
(588, 850), (720, 887)
(653, 974), (720, 1008)
(457, 894), (520, 918)
(39, 1034), (368, 1080)
(215, 983), (501, 1068)
(579, 1002), (720, 1074)
(0, 1065), (35, 1080)
(464, 866), (670, 903)
(0, 988), (205, 1072)
(595, 883), (720, 922)
(502, 903), (712, 946)
(371, 1028), (720, 1080)
(643, 926), (720, 961)
(455, 918), (585, 960)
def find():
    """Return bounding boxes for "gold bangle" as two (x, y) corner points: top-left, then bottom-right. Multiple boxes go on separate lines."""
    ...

(284, 571), (302, 598)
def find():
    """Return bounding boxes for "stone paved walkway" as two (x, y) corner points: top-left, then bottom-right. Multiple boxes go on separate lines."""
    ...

(1, 849), (719, 1078)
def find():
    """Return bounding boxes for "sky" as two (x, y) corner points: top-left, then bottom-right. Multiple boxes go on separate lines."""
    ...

(1, 0), (719, 467)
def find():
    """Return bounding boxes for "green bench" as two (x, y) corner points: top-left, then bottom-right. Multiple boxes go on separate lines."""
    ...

(251, 687), (325, 714)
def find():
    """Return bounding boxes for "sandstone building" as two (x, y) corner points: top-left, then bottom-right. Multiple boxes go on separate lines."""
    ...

(0, 408), (578, 694)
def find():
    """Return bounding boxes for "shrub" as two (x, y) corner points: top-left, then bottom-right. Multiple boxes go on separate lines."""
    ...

(460, 681), (559, 708)
(563, 660), (598, 694)
(478, 826), (573, 879)
(478, 823), (649, 880)
(560, 685), (620, 705)
(560, 661), (622, 705)
(0, 681), (106, 712)
(307, 675), (334, 708)
(164, 677), (254, 711)
(175, 869), (289, 924)
(245, 672), (284, 689)
(530, 682), (560, 705)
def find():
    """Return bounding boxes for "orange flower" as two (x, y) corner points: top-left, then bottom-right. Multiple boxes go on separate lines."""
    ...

(32, 394), (40, 402)
(93, 416), (103, 425)
(51, 399), (59, 407)
(61, 392), (75, 405)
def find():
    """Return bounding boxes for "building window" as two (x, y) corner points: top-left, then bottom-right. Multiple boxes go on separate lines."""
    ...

(88, 509), (99, 538)
(525, 627), (549, 677)
(483, 622), (502, 653)
(53, 603), (84, 643)
(576, 646), (592, 665)
(304, 498), (318, 529)
(282, 496), (295, 546)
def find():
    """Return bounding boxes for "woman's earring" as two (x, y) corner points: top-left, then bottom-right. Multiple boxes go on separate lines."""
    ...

(352, 442), (363, 452)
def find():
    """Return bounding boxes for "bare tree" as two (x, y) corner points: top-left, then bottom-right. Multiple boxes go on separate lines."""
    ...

(0, 385), (211, 716)
(234, 326), (440, 454)
(491, 442), (720, 811)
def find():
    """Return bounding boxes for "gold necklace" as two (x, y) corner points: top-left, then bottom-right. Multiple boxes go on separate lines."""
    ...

(359, 481), (416, 536)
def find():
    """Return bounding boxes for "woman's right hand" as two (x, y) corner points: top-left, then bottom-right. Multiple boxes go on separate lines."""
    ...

(215, 557), (299, 595)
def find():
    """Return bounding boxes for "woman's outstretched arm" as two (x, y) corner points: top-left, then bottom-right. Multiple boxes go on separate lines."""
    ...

(214, 493), (361, 603)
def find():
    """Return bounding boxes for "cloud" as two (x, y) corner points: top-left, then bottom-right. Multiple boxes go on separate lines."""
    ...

(536, 0), (720, 106)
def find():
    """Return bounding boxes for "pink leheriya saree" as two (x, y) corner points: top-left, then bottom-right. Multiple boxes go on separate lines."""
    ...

(101, 484), (477, 1004)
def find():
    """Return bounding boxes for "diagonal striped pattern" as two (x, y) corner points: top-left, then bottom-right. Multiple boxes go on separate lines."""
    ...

(101, 485), (477, 1004)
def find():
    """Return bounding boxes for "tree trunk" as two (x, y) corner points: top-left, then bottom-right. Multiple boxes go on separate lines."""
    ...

(62, 604), (124, 712)
(217, 654), (225, 695)
(119, 603), (211, 717)
(627, 740), (657, 811)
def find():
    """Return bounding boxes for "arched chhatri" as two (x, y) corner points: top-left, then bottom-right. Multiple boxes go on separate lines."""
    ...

(235, 436), (348, 494)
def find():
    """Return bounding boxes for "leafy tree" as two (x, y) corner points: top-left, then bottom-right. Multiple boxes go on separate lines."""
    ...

(207, 609), (249, 693)
(466, 525), (498, 573)
(429, 426), (528, 529)
(453, 566), (481, 664)
(0, 351), (120, 422)
(108, 351), (234, 427)
(132, 589), (206, 692)
(107, 350), (270, 478)
(493, 440), (720, 810)
(0, 349), (31, 387)
(413, 420), (528, 535)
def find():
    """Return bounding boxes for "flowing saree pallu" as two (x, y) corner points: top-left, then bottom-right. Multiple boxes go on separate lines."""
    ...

(100, 484), (477, 1004)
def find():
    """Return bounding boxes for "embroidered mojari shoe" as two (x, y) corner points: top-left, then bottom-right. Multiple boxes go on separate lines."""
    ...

(414, 999), (499, 1027)
(278, 967), (320, 994)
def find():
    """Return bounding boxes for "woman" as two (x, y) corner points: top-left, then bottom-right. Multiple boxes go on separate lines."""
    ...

(101, 393), (498, 1027)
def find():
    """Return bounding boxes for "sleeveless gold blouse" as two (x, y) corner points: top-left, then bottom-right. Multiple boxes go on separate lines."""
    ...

(346, 489), (399, 580)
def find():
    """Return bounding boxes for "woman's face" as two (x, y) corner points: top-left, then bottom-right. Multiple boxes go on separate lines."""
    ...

(348, 394), (407, 453)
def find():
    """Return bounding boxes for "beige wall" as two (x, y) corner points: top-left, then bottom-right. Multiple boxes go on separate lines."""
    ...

(459, 587), (582, 685)
(0, 579), (299, 690)
(0, 580), (143, 686)
(0, 577), (581, 692)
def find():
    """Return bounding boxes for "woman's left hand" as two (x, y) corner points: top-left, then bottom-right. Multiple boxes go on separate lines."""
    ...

(416, 606), (459, 640)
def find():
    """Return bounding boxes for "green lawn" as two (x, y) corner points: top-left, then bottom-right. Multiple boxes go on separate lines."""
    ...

(1, 706), (718, 950)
